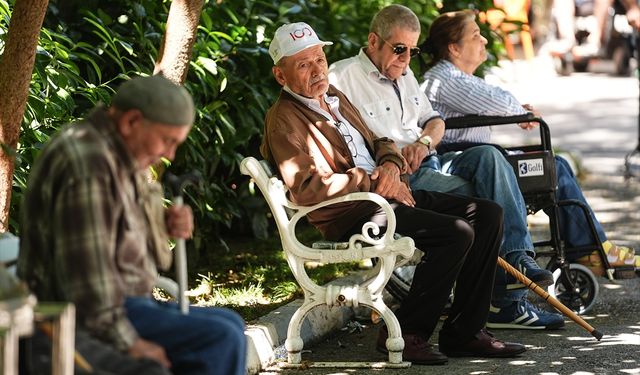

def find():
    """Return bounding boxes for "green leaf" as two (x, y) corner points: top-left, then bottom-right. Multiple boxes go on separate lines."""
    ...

(197, 56), (218, 75)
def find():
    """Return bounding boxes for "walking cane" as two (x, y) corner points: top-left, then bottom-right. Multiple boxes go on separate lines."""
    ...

(165, 172), (201, 315)
(497, 257), (603, 341)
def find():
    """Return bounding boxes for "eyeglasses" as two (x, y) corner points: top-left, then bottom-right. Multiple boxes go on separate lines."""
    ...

(335, 121), (358, 158)
(379, 36), (420, 57)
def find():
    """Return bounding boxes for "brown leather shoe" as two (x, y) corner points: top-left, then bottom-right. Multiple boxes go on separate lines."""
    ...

(439, 329), (526, 358)
(376, 325), (448, 365)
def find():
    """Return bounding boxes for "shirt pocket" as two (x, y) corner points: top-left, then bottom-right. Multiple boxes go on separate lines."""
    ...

(408, 94), (422, 108)
(361, 100), (394, 120)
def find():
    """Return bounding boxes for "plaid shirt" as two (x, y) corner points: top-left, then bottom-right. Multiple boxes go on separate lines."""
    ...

(18, 106), (170, 351)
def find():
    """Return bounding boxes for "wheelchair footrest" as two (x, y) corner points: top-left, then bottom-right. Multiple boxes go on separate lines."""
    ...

(611, 266), (637, 279)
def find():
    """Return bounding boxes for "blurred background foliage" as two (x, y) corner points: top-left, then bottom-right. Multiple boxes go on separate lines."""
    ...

(1, 0), (509, 274)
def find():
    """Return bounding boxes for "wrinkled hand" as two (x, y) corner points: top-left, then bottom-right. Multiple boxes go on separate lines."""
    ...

(370, 162), (415, 207)
(165, 205), (194, 239)
(401, 143), (429, 174)
(129, 338), (171, 368)
(519, 104), (540, 131)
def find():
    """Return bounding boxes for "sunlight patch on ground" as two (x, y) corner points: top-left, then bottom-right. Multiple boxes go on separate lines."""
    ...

(567, 129), (633, 148)
(509, 360), (537, 365)
(582, 156), (626, 175)
(567, 335), (598, 342)
(620, 369), (640, 374)
(601, 283), (623, 290)
(526, 345), (547, 351)
(595, 333), (640, 346)
(585, 197), (634, 212)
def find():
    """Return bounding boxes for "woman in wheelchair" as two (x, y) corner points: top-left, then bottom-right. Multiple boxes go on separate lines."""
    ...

(420, 9), (638, 276)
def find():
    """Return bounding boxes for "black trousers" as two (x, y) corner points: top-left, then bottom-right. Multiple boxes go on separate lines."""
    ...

(345, 190), (503, 342)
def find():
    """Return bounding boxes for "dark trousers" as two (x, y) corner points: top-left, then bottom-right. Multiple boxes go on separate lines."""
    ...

(22, 328), (170, 375)
(346, 190), (503, 342)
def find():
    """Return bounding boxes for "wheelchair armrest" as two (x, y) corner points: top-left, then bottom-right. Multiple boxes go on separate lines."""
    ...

(445, 113), (537, 129)
(445, 114), (552, 151)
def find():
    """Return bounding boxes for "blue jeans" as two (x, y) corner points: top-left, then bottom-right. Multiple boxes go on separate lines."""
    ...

(124, 297), (246, 375)
(409, 145), (533, 304)
(548, 156), (606, 252)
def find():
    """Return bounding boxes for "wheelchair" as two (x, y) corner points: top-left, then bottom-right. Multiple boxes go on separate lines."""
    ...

(384, 113), (635, 314)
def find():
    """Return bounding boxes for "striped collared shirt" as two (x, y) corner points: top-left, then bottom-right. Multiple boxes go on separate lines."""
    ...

(421, 60), (526, 144)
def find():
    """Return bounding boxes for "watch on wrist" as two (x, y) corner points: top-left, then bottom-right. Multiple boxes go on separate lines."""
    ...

(417, 135), (432, 149)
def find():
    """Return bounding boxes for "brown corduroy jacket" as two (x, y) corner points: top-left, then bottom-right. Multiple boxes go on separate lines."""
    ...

(260, 85), (407, 240)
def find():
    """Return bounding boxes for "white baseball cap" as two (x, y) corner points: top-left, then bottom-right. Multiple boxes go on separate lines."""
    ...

(269, 22), (333, 64)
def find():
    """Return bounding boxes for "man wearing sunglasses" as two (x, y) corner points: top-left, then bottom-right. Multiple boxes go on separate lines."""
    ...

(329, 4), (563, 331)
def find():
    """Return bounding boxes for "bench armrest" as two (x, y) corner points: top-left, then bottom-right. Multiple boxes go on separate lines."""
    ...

(287, 191), (414, 264)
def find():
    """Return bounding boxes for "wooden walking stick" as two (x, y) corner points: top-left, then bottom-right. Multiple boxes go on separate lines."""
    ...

(497, 257), (603, 341)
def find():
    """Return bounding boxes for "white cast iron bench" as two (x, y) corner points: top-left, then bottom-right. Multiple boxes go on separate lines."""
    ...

(240, 156), (415, 368)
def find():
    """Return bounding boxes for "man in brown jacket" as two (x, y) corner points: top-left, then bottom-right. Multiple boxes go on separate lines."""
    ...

(261, 22), (526, 365)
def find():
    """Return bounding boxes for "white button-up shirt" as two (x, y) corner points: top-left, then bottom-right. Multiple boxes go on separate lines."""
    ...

(328, 48), (441, 149)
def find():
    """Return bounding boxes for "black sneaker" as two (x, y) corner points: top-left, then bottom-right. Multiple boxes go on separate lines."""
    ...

(505, 254), (554, 288)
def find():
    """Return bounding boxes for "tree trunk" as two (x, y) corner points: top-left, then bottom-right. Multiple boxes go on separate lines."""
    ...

(154, 0), (205, 85)
(0, 0), (49, 232)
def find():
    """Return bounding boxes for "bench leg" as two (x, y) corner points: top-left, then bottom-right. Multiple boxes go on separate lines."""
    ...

(285, 300), (323, 364)
(0, 327), (18, 375)
(368, 299), (404, 364)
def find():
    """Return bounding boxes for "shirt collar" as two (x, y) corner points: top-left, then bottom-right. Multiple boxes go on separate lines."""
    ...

(441, 59), (460, 73)
(356, 48), (383, 79)
(357, 47), (409, 83)
(283, 86), (337, 121)
(86, 105), (138, 173)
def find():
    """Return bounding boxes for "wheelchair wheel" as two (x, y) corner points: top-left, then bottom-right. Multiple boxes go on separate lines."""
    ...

(547, 263), (599, 315)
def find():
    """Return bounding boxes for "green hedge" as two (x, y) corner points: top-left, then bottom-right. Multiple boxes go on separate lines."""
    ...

(1, 0), (504, 264)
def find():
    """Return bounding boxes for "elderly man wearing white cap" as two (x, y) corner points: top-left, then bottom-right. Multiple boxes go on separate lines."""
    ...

(261, 22), (525, 366)
(18, 75), (246, 375)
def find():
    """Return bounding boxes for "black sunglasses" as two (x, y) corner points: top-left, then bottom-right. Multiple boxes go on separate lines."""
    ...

(380, 36), (420, 57)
